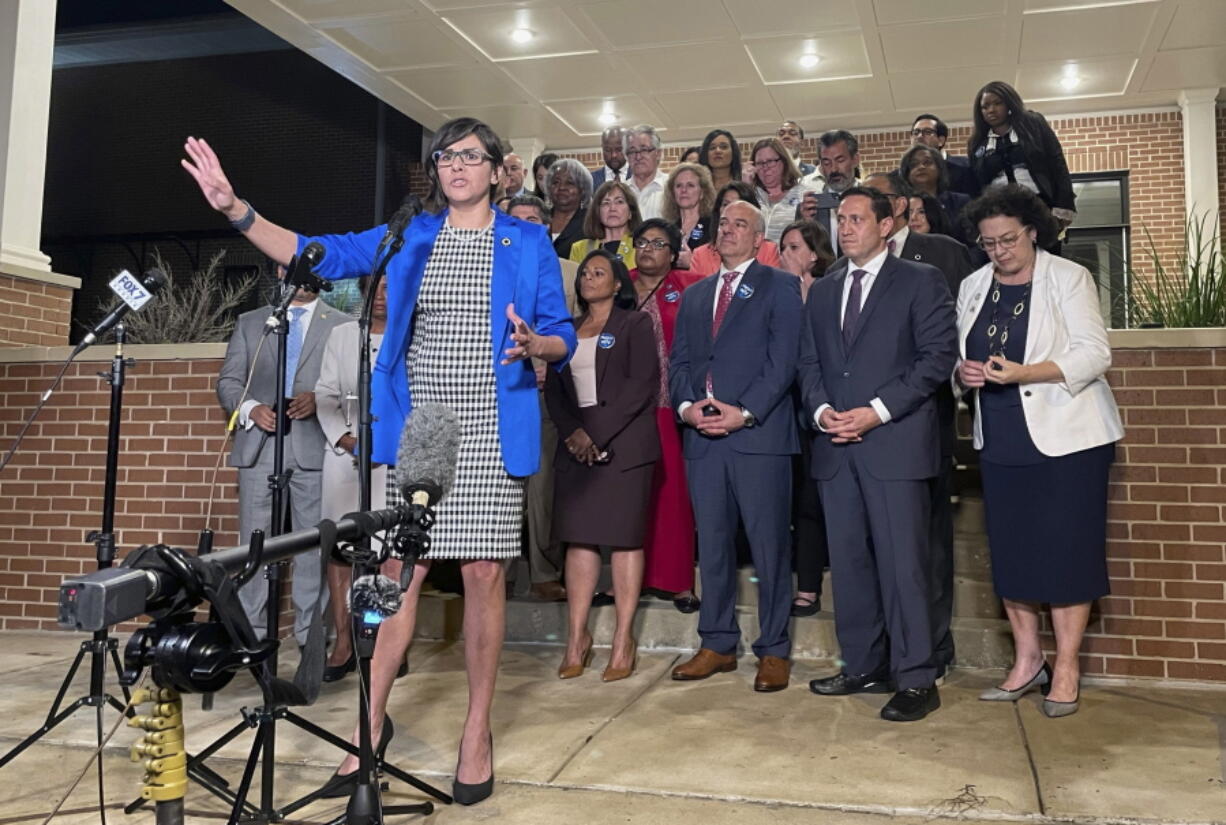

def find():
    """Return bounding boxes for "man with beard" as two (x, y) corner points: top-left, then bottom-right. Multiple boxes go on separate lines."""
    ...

(798, 130), (862, 256)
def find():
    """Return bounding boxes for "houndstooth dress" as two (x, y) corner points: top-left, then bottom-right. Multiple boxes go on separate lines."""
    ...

(385, 220), (524, 560)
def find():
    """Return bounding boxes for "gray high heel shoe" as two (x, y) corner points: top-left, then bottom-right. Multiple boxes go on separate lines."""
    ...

(979, 661), (1052, 702)
(1042, 687), (1080, 718)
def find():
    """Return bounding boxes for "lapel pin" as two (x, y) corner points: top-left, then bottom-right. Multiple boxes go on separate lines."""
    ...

(598, 332), (616, 349)
(501, 236), (511, 246)
(737, 284), (754, 299)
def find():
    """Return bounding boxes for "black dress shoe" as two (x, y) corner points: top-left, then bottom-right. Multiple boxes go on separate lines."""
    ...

(790, 596), (820, 617)
(316, 717), (395, 798)
(322, 653), (356, 683)
(672, 594), (700, 614)
(591, 592), (615, 607)
(809, 670), (892, 696)
(880, 686), (940, 722)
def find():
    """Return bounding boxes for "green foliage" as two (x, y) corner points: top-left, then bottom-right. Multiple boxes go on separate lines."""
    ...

(97, 250), (258, 344)
(1128, 213), (1225, 328)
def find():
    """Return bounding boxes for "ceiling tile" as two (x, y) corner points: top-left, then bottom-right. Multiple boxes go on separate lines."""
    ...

(879, 18), (1006, 72)
(651, 86), (779, 129)
(766, 77), (886, 121)
(386, 64), (530, 108)
(1142, 45), (1226, 91)
(321, 17), (472, 69)
(1019, 4), (1157, 63)
(500, 52), (638, 99)
(1018, 56), (1136, 101)
(1022, 0), (1158, 10)
(545, 95), (661, 137)
(439, 102), (558, 143)
(277, 0), (416, 22)
(745, 33), (871, 84)
(621, 43), (759, 94)
(440, 6), (598, 62)
(1159, 0), (1226, 51)
(889, 66), (1004, 112)
(874, 0), (1005, 26)
(576, 0), (737, 48)
(722, 0), (860, 37)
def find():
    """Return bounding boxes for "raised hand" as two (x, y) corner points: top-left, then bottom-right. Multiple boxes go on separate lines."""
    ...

(181, 136), (240, 218)
(501, 303), (537, 364)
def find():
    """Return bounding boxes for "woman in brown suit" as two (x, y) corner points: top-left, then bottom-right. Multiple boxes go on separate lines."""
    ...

(546, 249), (660, 682)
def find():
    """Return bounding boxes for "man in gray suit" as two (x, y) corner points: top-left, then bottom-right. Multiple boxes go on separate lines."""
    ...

(217, 274), (350, 646)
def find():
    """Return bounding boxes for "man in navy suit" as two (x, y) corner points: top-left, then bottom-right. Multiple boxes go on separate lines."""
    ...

(800, 186), (957, 721)
(865, 170), (972, 682)
(669, 200), (803, 692)
(590, 125), (627, 189)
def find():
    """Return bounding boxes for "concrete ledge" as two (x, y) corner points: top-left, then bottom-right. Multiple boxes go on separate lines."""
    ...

(0, 261), (81, 290)
(0, 342), (227, 362)
(1109, 327), (1226, 348)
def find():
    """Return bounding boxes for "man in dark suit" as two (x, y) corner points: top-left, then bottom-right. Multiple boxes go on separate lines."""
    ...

(865, 171), (973, 681)
(590, 125), (627, 189)
(669, 200), (803, 693)
(911, 114), (980, 198)
(217, 275), (350, 645)
(800, 187), (957, 721)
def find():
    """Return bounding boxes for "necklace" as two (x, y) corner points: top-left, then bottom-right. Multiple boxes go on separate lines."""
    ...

(985, 276), (1030, 359)
(443, 211), (494, 243)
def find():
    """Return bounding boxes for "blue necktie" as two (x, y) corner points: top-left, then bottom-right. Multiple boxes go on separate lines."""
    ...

(285, 307), (306, 391)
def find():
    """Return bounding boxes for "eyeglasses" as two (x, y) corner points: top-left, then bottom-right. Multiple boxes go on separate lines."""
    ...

(633, 238), (670, 250)
(755, 157), (783, 168)
(626, 147), (658, 157)
(433, 149), (493, 167)
(911, 128), (939, 137)
(976, 230), (1029, 252)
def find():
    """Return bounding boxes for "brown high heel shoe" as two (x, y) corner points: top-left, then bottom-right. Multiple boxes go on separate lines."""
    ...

(602, 637), (637, 682)
(558, 636), (594, 679)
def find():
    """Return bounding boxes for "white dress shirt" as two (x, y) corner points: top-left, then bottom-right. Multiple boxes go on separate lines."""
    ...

(628, 170), (668, 221)
(240, 296), (319, 427)
(815, 247), (893, 429)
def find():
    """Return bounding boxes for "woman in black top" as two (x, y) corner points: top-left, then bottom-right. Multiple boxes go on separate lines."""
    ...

(967, 81), (1076, 231)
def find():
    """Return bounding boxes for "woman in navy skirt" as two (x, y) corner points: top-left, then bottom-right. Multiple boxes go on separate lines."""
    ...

(955, 185), (1122, 718)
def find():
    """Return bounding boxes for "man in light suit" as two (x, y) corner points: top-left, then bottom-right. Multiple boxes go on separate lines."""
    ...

(669, 200), (803, 693)
(865, 170), (973, 680)
(217, 274), (350, 646)
(800, 187), (957, 721)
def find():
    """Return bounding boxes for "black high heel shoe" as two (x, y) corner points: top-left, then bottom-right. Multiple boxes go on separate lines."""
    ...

(316, 717), (396, 799)
(322, 652), (357, 683)
(452, 732), (494, 806)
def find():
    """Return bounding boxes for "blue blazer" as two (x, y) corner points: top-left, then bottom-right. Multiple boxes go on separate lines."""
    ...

(298, 209), (577, 474)
(799, 254), (957, 481)
(668, 261), (802, 458)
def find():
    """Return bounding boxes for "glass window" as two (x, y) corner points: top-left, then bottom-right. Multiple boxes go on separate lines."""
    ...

(1066, 172), (1129, 327)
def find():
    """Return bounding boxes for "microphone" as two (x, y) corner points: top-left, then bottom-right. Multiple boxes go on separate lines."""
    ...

(288, 241), (331, 293)
(395, 403), (461, 508)
(349, 573), (403, 621)
(378, 195), (422, 252)
(75, 268), (168, 353)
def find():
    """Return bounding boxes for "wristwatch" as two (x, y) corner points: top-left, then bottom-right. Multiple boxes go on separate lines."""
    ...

(739, 407), (756, 428)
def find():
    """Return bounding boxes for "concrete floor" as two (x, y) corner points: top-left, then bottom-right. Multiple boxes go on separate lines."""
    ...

(0, 630), (1223, 824)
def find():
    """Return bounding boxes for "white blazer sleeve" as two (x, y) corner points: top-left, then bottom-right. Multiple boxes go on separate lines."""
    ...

(1048, 264), (1112, 396)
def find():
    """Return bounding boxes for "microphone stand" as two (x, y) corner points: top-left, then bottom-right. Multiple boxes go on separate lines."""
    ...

(334, 222), (445, 824)
(0, 325), (135, 808)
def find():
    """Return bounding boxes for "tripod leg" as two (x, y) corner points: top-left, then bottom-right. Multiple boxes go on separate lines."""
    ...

(108, 639), (132, 705)
(228, 725), (266, 825)
(0, 697), (88, 769)
(44, 644), (88, 725)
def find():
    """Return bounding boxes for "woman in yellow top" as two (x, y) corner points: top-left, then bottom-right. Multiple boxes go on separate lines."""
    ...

(568, 179), (642, 269)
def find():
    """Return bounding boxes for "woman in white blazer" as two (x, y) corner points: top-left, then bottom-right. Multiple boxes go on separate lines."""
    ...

(955, 185), (1122, 718)
(314, 277), (388, 682)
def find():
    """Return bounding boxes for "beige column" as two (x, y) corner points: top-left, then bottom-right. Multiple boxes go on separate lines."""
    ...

(0, 0), (56, 277)
(1176, 88), (1221, 232)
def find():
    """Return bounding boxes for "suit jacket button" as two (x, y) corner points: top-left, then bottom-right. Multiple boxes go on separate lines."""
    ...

(600, 400), (607, 407)
(842, 371), (850, 377)
(1023, 390), (1032, 397)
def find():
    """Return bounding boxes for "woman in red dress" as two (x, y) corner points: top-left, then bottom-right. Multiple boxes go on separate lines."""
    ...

(629, 218), (705, 612)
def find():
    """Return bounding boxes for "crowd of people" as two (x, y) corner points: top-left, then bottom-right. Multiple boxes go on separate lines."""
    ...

(185, 78), (1122, 807)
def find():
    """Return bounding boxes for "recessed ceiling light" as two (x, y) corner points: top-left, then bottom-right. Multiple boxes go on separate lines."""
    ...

(598, 111), (618, 126)
(1059, 74), (1081, 91)
(798, 53), (821, 69)
(511, 27), (535, 44)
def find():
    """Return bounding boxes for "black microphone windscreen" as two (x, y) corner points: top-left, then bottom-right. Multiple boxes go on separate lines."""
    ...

(143, 268), (169, 292)
(395, 403), (460, 505)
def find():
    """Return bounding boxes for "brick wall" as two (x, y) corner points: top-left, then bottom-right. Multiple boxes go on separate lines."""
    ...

(1, 343), (1224, 682)
(0, 275), (74, 347)
(1087, 345), (1226, 682)
(0, 352), (239, 630)
(554, 109), (1196, 280)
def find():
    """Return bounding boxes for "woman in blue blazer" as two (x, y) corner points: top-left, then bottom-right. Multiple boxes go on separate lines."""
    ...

(183, 118), (576, 805)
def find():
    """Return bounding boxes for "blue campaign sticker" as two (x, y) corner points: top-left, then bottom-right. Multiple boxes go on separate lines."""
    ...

(663, 290), (680, 303)
(689, 226), (705, 240)
(737, 283), (755, 299)
(598, 332), (616, 349)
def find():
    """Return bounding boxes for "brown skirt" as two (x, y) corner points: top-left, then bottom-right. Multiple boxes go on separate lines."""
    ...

(552, 457), (655, 548)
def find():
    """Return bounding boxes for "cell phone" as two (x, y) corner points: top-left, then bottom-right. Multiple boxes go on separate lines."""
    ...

(701, 402), (720, 417)
(594, 449), (613, 464)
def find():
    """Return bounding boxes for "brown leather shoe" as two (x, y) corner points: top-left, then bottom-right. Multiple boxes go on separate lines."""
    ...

(671, 648), (737, 681)
(753, 655), (791, 692)
(530, 581), (567, 602)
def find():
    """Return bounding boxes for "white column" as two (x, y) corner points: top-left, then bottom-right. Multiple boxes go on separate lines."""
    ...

(0, 0), (56, 275)
(508, 136), (547, 172)
(1176, 88), (1221, 233)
